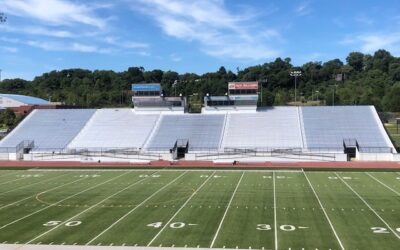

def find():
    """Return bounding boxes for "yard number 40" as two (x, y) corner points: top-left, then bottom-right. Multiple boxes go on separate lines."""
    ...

(371, 227), (400, 234)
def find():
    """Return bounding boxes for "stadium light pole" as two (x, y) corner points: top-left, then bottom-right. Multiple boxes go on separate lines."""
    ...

(332, 84), (338, 106)
(290, 71), (302, 103)
(173, 80), (178, 97)
(259, 78), (267, 106)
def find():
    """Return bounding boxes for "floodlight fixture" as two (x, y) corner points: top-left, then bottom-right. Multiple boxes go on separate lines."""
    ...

(290, 70), (302, 103)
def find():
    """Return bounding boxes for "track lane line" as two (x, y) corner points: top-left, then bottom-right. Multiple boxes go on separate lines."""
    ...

(366, 173), (400, 196)
(0, 171), (131, 230)
(273, 171), (278, 250)
(146, 171), (216, 247)
(86, 171), (188, 245)
(23, 171), (160, 245)
(210, 171), (245, 248)
(335, 172), (400, 240)
(303, 170), (345, 250)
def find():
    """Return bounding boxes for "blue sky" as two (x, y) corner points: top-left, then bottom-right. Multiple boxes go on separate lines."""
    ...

(1, 0), (400, 80)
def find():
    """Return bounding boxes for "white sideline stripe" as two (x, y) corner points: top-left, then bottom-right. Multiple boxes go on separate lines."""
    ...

(28, 169), (303, 173)
(0, 171), (130, 230)
(210, 171), (245, 248)
(0, 245), (252, 250)
(0, 174), (84, 211)
(335, 172), (400, 240)
(86, 171), (188, 245)
(0, 176), (29, 186)
(303, 171), (345, 250)
(24, 171), (159, 245)
(147, 171), (216, 247)
(273, 171), (278, 250)
(0, 173), (70, 196)
(366, 173), (400, 196)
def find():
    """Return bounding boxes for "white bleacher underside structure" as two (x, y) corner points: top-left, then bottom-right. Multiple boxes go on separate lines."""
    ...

(0, 106), (397, 162)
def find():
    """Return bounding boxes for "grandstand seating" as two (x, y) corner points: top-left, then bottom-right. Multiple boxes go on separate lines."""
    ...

(67, 109), (159, 150)
(0, 105), (396, 160)
(222, 107), (303, 150)
(301, 106), (394, 152)
(146, 114), (225, 151)
(0, 109), (95, 150)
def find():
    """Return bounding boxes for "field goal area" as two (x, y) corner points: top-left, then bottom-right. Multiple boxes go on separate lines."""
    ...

(0, 168), (399, 250)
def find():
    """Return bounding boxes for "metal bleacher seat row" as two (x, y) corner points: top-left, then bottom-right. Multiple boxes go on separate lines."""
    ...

(67, 109), (159, 150)
(301, 106), (395, 153)
(221, 107), (304, 150)
(146, 114), (225, 151)
(0, 109), (96, 151)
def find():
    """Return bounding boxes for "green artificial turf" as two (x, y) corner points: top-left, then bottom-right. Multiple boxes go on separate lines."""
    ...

(0, 169), (399, 249)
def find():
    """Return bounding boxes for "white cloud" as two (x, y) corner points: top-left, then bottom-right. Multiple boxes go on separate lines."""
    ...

(0, 46), (18, 53)
(71, 43), (98, 53)
(24, 40), (112, 54)
(0, 0), (107, 28)
(0, 24), (74, 38)
(130, 0), (280, 60)
(354, 15), (374, 26)
(170, 53), (182, 62)
(103, 36), (149, 49)
(340, 33), (400, 55)
(294, 1), (312, 16)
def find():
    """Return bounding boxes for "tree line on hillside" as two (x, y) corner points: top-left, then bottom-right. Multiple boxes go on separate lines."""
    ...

(1, 49), (400, 112)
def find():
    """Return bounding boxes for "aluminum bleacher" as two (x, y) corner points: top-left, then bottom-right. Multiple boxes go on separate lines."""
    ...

(146, 114), (225, 151)
(301, 106), (395, 152)
(67, 109), (159, 150)
(0, 109), (95, 150)
(222, 107), (303, 150)
(0, 105), (396, 161)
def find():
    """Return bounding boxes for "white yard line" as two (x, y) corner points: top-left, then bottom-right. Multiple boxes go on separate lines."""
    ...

(0, 171), (20, 178)
(0, 176), (29, 186)
(210, 171), (245, 248)
(0, 171), (131, 230)
(366, 173), (400, 196)
(335, 172), (400, 240)
(0, 173), (70, 196)
(273, 171), (278, 250)
(303, 170), (345, 250)
(147, 171), (216, 247)
(86, 171), (188, 245)
(0, 175), (84, 211)
(24, 171), (160, 245)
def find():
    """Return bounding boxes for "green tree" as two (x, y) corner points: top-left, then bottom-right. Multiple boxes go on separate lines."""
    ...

(0, 109), (16, 127)
(346, 52), (364, 71)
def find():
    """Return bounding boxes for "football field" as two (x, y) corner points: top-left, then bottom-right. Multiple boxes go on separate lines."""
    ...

(0, 168), (399, 250)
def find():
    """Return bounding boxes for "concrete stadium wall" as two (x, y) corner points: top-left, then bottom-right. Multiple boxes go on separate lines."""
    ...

(356, 152), (394, 161)
(392, 154), (400, 161)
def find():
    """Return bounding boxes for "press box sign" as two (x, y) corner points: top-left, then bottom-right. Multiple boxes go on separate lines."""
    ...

(228, 82), (259, 90)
